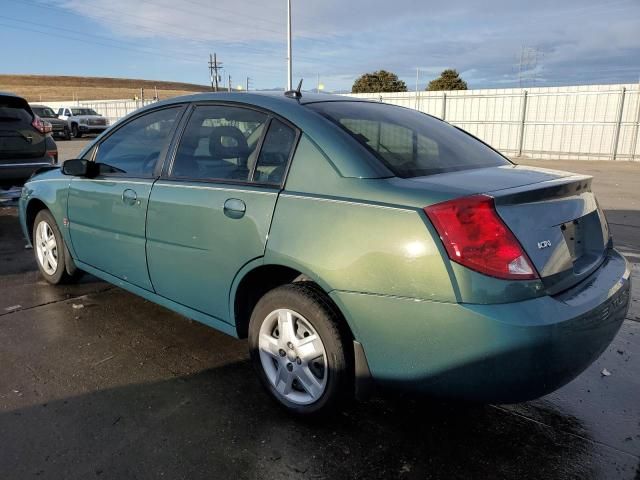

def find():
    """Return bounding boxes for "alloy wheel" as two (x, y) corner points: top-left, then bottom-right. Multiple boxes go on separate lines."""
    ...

(35, 220), (58, 276)
(258, 308), (328, 405)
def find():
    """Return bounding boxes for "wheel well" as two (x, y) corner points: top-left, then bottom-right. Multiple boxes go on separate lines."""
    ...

(233, 265), (350, 340)
(25, 199), (48, 242)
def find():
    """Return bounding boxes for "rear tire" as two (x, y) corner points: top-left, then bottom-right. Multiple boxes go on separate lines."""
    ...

(248, 283), (353, 416)
(33, 210), (82, 284)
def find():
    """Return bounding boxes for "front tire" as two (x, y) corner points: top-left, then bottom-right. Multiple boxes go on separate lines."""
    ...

(63, 125), (72, 141)
(33, 210), (81, 284)
(248, 283), (353, 415)
(71, 123), (82, 138)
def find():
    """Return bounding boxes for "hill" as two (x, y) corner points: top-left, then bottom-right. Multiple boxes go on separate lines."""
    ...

(0, 74), (211, 102)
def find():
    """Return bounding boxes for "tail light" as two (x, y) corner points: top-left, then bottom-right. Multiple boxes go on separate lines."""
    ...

(32, 115), (52, 134)
(424, 195), (538, 280)
(46, 148), (58, 163)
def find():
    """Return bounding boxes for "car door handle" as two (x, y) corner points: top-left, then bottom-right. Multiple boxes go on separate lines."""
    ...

(122, 188), (138, 206)
(223, 198), (246, 219)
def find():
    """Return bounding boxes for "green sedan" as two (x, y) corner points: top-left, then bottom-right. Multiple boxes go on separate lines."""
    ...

(19, 92), (631, 415)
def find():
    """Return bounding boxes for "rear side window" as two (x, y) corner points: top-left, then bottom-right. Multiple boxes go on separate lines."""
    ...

(307, 101), (509, 178)
(253, 119), (296, 185)
(171, 105), (269, 182)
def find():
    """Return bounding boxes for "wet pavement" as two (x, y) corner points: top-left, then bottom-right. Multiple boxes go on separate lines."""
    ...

(1, 158), (639, 479)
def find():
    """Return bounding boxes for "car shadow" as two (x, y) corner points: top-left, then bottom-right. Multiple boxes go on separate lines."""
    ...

(1, 358), (633, 480)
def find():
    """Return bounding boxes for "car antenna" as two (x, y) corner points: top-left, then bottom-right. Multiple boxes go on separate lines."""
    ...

(285, 79), (303, 99)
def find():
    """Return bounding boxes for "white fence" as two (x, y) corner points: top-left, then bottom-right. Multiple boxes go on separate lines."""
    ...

(344, 84), (640, 161)
(44, 99), (157, 126)
(40, 84), (640, 161)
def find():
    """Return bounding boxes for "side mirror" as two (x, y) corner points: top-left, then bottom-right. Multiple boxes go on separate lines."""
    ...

(62, 159), (97, 177)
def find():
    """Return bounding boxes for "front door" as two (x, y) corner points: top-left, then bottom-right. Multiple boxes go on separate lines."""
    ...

(146, 105), (298, 322)
(67, 106), (183, 290)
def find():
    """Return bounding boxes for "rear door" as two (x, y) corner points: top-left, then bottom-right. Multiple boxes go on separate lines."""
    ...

(67, 105), (184, 290)
(0, 95), (46, 162)
(146, 104), (299, 322)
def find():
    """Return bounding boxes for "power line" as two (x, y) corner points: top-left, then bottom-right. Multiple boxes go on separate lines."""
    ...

(13, 0), (331, 64)
(0, 19), (280, 77)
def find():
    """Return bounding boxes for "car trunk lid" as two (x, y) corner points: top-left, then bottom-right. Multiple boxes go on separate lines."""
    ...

(489, 174), (609, 294)
(0, 95), (46, 161)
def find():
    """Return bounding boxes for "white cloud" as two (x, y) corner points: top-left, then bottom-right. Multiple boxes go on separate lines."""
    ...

(46, 0), (640, 89)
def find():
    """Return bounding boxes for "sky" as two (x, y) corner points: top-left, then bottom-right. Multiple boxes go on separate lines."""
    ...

(0, 0), (639, 91)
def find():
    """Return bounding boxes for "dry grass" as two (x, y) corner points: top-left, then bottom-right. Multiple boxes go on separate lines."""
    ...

(0, 74), (211, 102)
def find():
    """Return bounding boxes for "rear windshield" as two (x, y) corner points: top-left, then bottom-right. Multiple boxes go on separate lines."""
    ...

(71, 108), (99, 116)
(307, 101), (509, 178)
(0, 97), (32, 122)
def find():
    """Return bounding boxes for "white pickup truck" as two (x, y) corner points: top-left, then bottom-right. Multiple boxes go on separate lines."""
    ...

(56, 106), (109, 138)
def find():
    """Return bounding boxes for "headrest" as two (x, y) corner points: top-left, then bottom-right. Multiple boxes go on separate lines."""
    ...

(209, 126), (250, 159)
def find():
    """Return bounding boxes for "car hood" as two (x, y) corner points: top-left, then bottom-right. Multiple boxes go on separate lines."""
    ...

(41, 117), (67, 126)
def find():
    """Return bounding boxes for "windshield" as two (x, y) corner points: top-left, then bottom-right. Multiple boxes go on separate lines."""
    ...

(71, 108), (99, 116)
(32, 107), (56, 118)
(307, 101), (510, 178)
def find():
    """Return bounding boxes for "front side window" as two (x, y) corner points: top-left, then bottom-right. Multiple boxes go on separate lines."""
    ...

(171, 105), (269, 182)
(94, 107), (181, 176)
(71, 108), (99, 116)
(307, 101), (509, 178)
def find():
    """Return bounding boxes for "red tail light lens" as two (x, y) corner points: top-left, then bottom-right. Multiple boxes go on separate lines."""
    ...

(424, 195), (538, 280)
(32, 115), (52, 134)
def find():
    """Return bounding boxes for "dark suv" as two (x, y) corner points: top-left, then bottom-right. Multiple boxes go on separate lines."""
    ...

(0, 92), (58, 190)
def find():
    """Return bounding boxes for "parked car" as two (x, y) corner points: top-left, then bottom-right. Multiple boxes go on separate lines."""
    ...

(30, 104), (72, 140)
(0, 92), (58, 190)
(19, 92), (630, 415)
(56, 106), (109, 138)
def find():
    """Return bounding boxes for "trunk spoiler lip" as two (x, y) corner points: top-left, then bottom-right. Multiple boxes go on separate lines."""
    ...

(489, 174), (593, 206)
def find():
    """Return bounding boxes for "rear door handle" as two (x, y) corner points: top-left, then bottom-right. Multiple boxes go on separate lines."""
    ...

(223, 198), (246, 219)
(122, 188), (138, 206)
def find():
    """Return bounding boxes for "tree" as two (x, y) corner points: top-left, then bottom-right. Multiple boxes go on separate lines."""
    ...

(352, 70), (407, 93)
(427, 69), (468, 91)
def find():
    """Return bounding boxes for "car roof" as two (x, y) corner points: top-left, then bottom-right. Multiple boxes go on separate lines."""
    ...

(150, 91), (370, 108)
(0, 91), (23, 99)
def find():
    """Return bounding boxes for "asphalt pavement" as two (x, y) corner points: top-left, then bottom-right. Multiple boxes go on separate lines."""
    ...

(0, 142), (638, 479)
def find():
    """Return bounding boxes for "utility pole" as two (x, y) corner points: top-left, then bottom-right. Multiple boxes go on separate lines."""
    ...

(246, 77), (251, 91)
(228, 75), (232, 92)
(208, 53), (222, 91)
(286, 0), (292, 90)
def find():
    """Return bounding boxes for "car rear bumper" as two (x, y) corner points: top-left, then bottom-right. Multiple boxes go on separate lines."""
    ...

(331, 247), (630, 403)
(0, 159), (57, 185)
